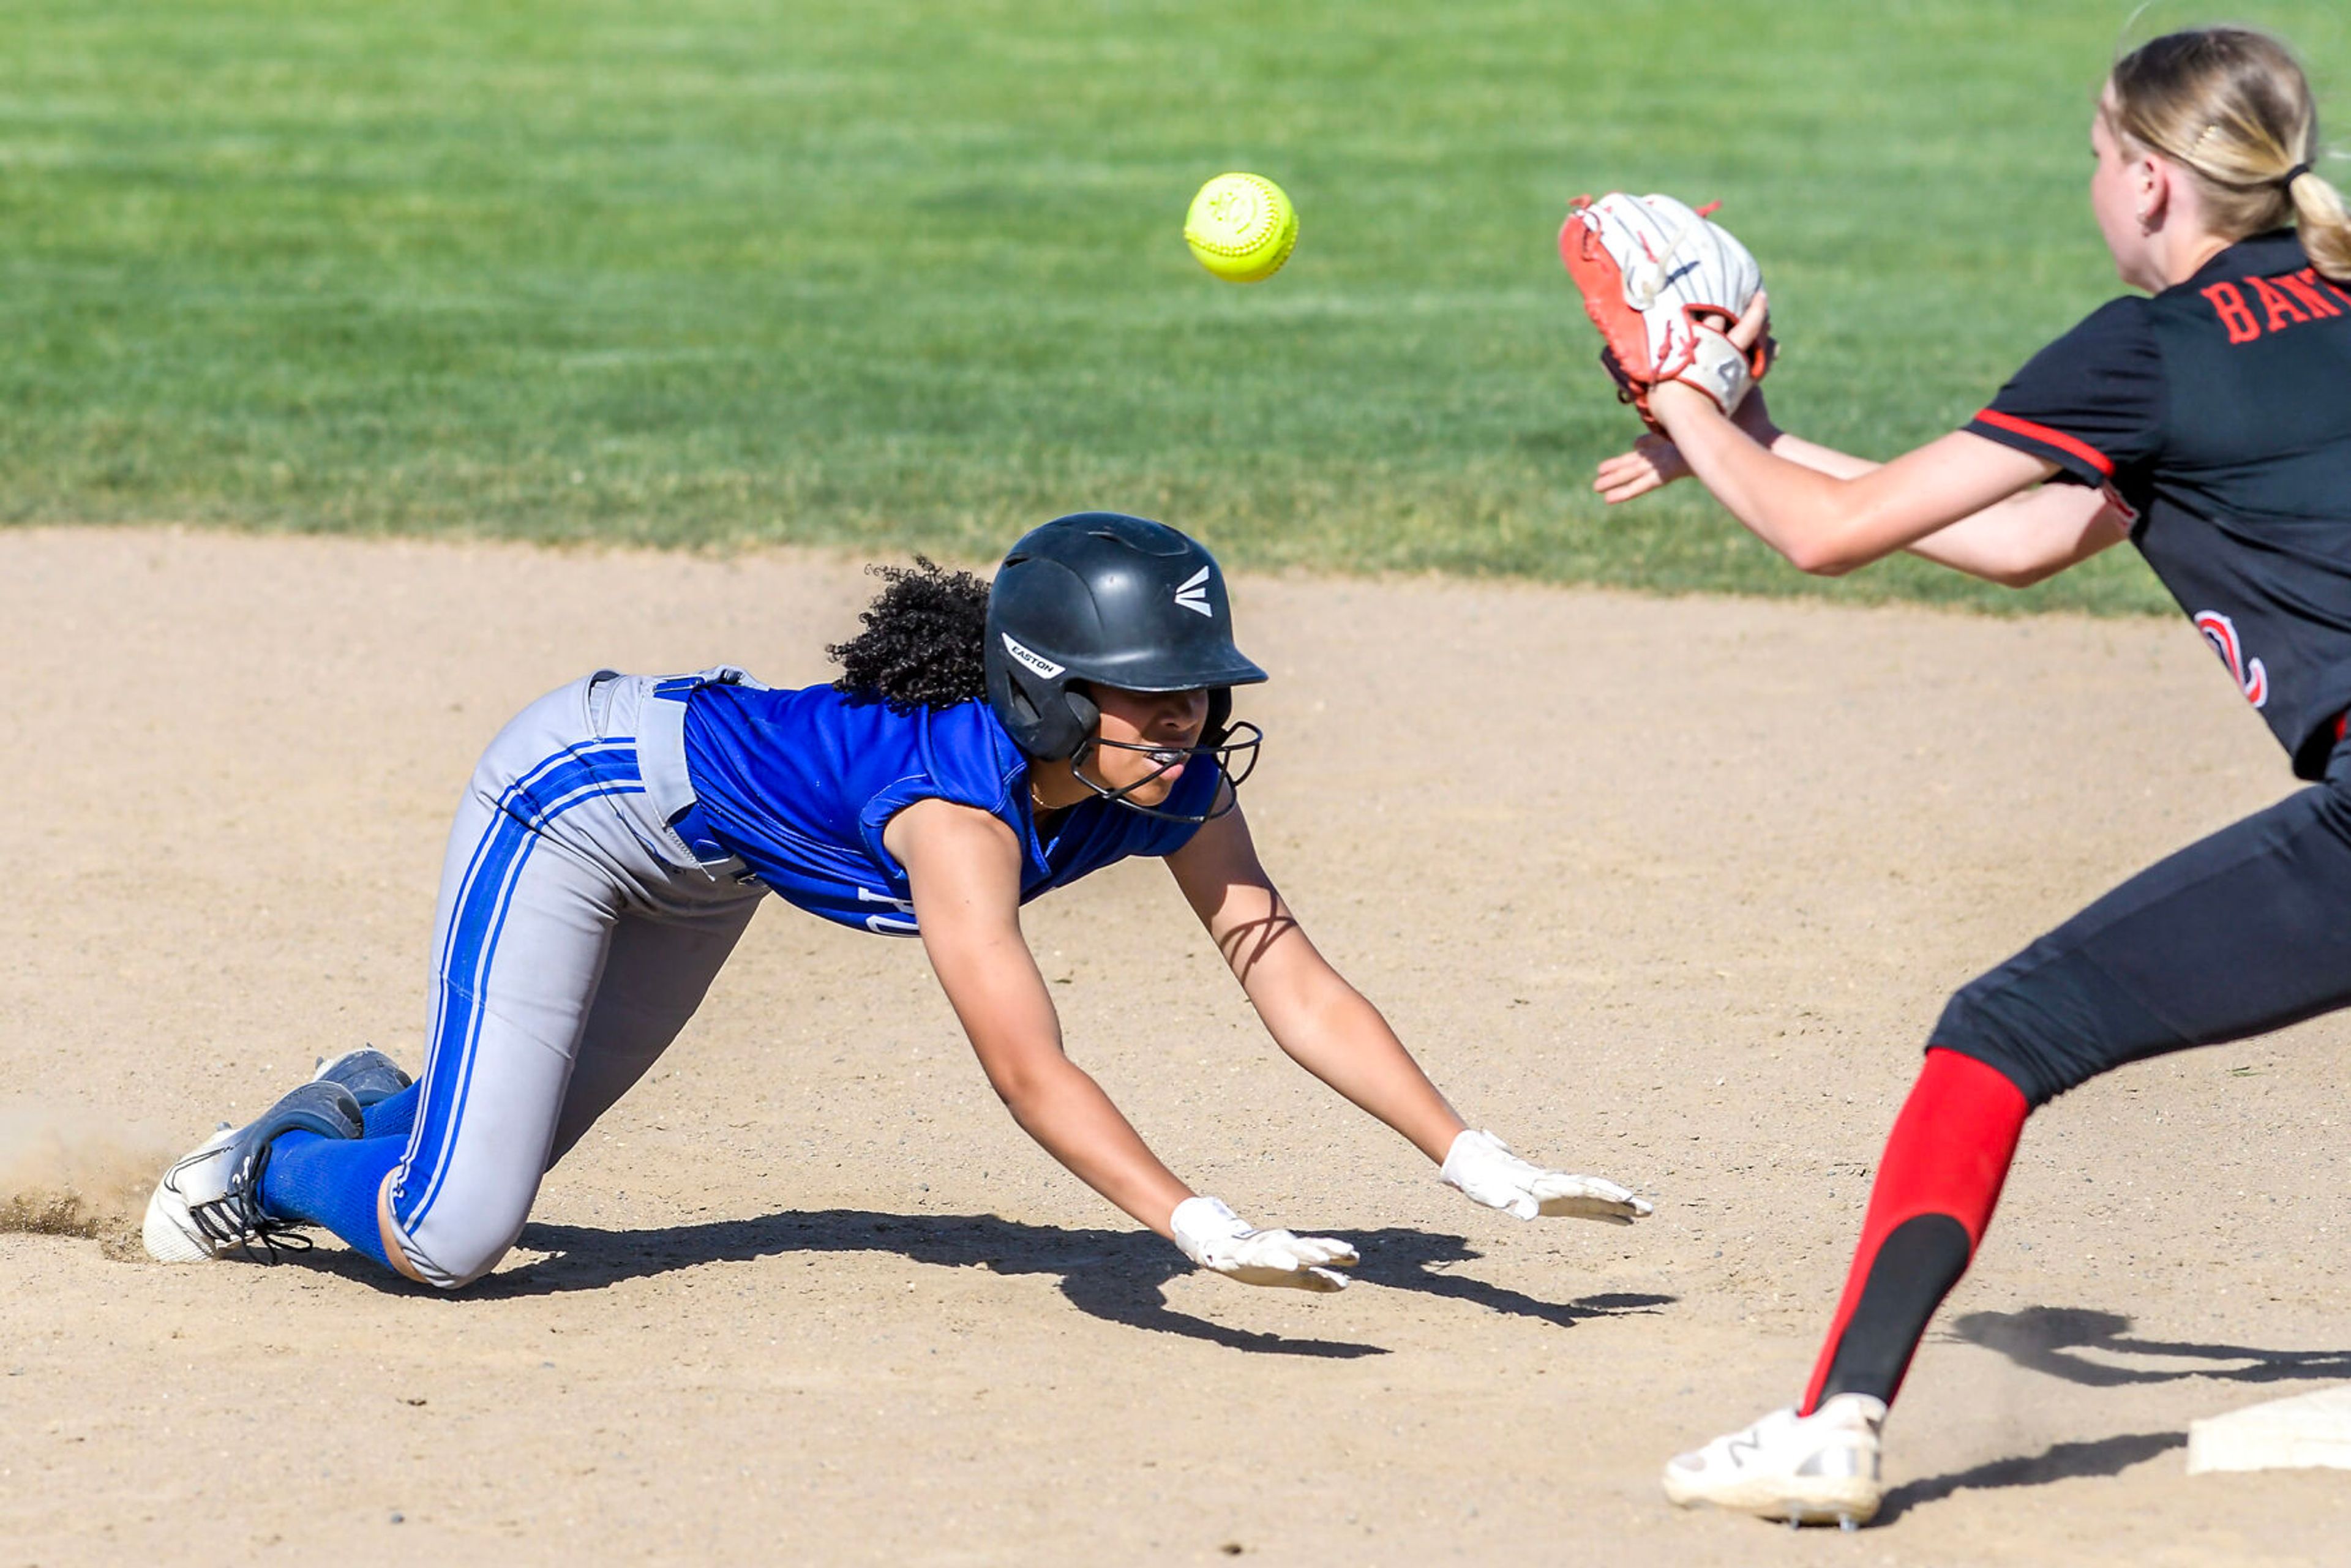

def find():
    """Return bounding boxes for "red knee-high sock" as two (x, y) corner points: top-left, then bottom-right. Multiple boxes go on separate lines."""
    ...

(1798, 1048), (2030, 1414)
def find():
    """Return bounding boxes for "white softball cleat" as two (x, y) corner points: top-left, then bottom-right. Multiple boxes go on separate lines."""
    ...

(1661, 1393), (1887, 1528)
(142, 1081), (365, 1263)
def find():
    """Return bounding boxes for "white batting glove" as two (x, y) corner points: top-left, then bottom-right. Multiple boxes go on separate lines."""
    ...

(1169, 1195), (1359, 1292)
(1441, 1129), (1653, 1225)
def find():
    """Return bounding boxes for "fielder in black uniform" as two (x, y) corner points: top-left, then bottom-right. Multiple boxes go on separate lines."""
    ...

(1589, 25), (2351, 1526)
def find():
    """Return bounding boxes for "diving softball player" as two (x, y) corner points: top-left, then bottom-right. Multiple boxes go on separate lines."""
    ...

(144, 512), (1650, 1292)
(1588, 26), (2351, 1528)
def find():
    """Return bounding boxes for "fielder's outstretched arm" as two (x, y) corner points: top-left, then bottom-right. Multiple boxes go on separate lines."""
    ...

(1630, 288), (2069, 575)
(1594, 292), (2128, 584)
(1652, 381), (2064, 574)
(1597, 391), (2128, 586)
(1166, 800), (1651, 1225)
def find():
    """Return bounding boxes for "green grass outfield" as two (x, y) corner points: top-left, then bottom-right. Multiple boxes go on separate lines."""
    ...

(2, 1), (2342, 611)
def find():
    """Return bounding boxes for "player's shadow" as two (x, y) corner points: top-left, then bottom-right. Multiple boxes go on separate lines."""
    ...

(1875, 1430), (2186, 1524)
(1944, 1305), (2351, 1388)
(345, 1209), (1673, 1359)
(1868, 1305), (2351, 1523)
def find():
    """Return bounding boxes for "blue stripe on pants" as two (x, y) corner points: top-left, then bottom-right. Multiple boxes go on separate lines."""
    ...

(407, 739), (613, 1170)
(393, 741), (643, 1231)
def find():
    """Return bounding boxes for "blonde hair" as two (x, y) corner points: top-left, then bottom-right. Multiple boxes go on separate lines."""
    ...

(2106, 26), (2351, 281)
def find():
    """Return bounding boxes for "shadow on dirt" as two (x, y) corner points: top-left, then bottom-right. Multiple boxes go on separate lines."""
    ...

(1867, 1304), (2351, 1523)
(1877, 1430), (2186, 1524)
(1946, 1305), (2351, 1387)
(338, 1209), (1674, 1359)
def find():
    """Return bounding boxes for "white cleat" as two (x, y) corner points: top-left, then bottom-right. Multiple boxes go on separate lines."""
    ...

(142, 1081), (364, 1263)
(1662, 1393), (1887, 1528)
(141, 1123), (236, 1263)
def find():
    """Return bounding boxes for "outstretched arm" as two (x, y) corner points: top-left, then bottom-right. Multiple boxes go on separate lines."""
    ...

(1166, 801), (1649, 1224)
(1651, 378), (2074, 575)
(891, 798), (1191, 1234)
(1595, 302), (2126, 585)
(1725, 413), (2126, 585)
(889, 797), (1357, 1289)
(1164, 800), (1466, 1161)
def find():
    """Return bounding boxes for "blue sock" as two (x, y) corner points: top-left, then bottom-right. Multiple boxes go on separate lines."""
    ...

(362, 1082), (420, 1139)
(258, 1131), (405, 1271)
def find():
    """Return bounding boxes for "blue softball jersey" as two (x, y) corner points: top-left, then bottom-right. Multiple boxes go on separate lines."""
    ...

(678, 683), (1218, 935)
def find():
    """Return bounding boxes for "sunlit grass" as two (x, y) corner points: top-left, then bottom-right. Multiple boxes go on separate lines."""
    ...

(2, 0), (2341, 610)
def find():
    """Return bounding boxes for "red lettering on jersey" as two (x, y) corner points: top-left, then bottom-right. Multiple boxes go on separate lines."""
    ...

(2202, 282), (2262, 343)
(2249, 275), (2313, 332)
(2321, 272), (2351, 310)
(2280, 269), (2345, 318)
(2194, 610), (2269, 710)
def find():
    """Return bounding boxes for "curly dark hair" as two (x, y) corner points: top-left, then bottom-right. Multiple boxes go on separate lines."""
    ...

(828, 557), (991, 711)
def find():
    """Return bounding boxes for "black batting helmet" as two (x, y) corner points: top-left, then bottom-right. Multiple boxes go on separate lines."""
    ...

(984, 511), (1267, 778)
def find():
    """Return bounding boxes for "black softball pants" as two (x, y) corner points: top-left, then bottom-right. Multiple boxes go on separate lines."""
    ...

(1937, 731), (2351, 1106)
(1802, 731), (2351, 1412)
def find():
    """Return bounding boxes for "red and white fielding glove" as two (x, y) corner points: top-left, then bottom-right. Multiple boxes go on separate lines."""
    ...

(1559, 192), (1771, 430)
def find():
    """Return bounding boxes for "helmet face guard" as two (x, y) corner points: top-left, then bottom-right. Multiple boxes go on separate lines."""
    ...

(984, 512), (1269, 819)
(1068, 719), (1262, 824)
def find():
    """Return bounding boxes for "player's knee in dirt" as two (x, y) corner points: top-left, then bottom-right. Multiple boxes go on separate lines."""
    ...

(397, 1230), (520, 1292)
(389, 1198), (533, 1291)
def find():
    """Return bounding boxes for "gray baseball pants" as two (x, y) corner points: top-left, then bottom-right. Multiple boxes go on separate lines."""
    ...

(380, 670), (765, 1288)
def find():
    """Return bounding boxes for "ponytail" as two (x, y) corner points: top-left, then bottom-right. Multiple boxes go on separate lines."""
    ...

(2285, 162), (2351, 282)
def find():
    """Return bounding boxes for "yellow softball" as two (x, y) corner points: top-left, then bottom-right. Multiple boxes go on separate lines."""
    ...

(1183, 172), (1298, 283)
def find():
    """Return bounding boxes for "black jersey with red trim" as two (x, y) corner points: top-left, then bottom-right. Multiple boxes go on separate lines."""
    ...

(1964, 230), (2351, 778)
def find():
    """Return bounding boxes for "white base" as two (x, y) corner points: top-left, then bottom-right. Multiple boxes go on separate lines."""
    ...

(2186, 1386), (2351, 1474)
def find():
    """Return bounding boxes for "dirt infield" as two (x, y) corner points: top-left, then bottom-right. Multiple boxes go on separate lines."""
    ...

(3, 527), (2347, 1566)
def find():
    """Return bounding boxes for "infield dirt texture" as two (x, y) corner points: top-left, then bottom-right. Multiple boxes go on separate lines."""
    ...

(4, 528), (2349, 1564)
